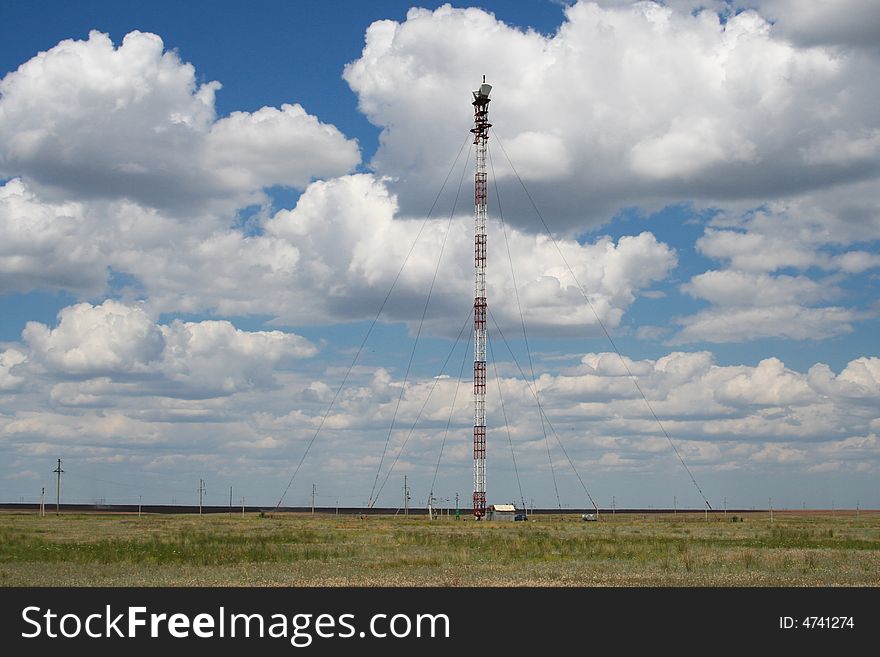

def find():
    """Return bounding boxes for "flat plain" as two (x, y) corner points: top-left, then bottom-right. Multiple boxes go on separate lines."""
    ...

(1, 510), (878, 586)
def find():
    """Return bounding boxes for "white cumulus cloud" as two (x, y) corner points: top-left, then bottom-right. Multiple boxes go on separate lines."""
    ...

(0, 30), (359, 212)
(344, 2), (878, 227)
(0, 179), (106, 294)
(0, 348), (27, 391)
(111, 173), (675, 335)
(23, 300), (164, 376)
(673, 305), (859, 343)
(18, 300), (317, 398)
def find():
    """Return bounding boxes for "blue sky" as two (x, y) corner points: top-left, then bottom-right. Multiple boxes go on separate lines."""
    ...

(1, 0), (878, 510)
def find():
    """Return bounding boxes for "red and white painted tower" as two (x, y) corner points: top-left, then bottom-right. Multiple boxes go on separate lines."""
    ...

(471, 77), (492, 519)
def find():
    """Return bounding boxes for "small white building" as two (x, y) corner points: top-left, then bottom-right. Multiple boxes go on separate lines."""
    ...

(486, 503), (516, 521)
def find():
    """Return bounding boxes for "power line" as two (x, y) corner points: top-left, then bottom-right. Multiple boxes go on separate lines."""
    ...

(53, 458), (63, 514)
(428, 322), (473, 506)
(489, 311), (598, 510)
(368, 141), (473, 507)
(491, 129), (712, 511)
(488, 337), (526, 511)
(372, 308), (474, 506)
(274, 132), (473, 511)
(488, 144), (560, 511)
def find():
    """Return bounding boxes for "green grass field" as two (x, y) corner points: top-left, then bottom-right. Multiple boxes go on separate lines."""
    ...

(1, 510), (878, 586)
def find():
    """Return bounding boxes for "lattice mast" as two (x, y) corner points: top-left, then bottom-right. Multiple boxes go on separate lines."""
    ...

(471, 77), (492, 519)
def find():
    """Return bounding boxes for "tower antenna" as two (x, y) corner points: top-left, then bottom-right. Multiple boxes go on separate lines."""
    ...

(471, 77), (492, 519)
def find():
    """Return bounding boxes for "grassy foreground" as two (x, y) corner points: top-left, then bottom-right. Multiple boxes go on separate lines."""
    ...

(1, 510), (878, 586)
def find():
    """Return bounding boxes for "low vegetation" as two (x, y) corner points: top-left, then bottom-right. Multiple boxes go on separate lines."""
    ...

(1, 511), (877, 586)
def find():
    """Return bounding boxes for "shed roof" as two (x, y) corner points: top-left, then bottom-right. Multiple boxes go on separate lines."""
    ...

(490, 504), (516, 512)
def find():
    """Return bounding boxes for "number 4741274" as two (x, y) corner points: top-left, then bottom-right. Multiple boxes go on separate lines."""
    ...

(803, 617), (854, 629)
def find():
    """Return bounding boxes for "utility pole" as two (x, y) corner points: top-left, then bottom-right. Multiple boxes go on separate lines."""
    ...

(612, 495), (615, 516)
(198, 479), (206, 516)
(53, 459), (64, 514)
(471, 76), (492, 520)
(856, 501), (860, 518)
(138, 495), (142, 518)
(403, 475), (409, 517)
(335, 497), (339, 515)
(311, 484), (316, 516)
(40, 487), (45, 517)
(673, 495), (677, 514)
(241, 497), (245, 517)
(229, 486), (233, 515)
